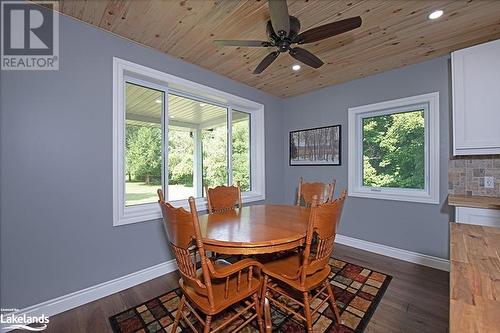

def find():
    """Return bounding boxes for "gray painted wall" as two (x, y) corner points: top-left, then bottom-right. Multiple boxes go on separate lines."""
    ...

(283, 56), (452, 259)
(0, 12), (284, 308)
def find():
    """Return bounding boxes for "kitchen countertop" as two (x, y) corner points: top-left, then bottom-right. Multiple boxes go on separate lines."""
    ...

(450, 223), (500, 332)
(448, 194), (500, 210)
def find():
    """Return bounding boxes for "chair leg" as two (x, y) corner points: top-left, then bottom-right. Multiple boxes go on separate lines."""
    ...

(172, 295), (185, 333)
(326, 282), (341, 323)
(204, 315), (212, 333)
(303, 291), (313, 332)
(253, 292), (264, 333)
(263, 297), (272, 333)
(260, 275), (269, 308)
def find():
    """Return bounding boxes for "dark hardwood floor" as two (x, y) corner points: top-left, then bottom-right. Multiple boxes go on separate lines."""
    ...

(42, 244), (449, 332)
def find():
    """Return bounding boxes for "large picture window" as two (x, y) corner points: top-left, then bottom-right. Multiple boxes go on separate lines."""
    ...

(348, 93), (440, 204)
(113, 58), (265, 226)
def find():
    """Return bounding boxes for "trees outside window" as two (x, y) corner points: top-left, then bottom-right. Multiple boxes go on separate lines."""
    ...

(124, 82), (163, 206)
(362, 110), (425, 189)
(126, 125), (162, 185)
(232, 111), (251, 191)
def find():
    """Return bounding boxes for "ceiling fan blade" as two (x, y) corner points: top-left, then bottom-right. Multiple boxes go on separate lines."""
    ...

(296, 16), (362, 44)
(253, 51), (280, 74)
(268, 0), (290, 37)
(289, 47), (324, 69)
(214, 40), (272, 47)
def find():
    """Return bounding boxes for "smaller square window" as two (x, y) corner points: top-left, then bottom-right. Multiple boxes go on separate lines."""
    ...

(348, 93), (440, 204)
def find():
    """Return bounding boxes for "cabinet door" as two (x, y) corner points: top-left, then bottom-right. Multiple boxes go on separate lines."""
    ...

(452, 39), (500, 155)
(456, 207), (500, 228)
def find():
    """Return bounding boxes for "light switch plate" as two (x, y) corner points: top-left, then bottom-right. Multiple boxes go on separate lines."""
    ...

(484, 176), (494, 189)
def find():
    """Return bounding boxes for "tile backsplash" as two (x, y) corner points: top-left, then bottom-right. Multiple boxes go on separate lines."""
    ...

(448, 155), (500, 197)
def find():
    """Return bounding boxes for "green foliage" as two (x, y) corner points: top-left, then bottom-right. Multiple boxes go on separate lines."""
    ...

(201, 119), (250, 190)
(168, 129), (194, 186)
(125, 117), (251, 192)
(202, 126), (228, 188)
(125, 124), (138, 181)
(362, 110), (425, 189)
(126, 124), (162, 184)
(231, 121), (251, 191)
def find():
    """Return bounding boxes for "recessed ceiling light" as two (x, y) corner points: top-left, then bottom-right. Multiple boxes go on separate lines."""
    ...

(199, 103), (207, 107)
(155, 99), (162, 104)
(428, 10), (443, 20)
(292, 64), (301, 71)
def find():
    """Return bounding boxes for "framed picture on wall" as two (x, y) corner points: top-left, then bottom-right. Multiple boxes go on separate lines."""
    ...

(289, 125), (341, 166)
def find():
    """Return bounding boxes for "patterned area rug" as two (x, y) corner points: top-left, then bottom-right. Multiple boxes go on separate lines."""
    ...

(109, 258), (391, 333)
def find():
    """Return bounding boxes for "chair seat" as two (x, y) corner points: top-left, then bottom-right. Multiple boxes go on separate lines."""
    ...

(180, 269), (261, 316)
(262, 253), (330, 292)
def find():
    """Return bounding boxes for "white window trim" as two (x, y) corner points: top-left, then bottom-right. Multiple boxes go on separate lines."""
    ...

(347, 92), (440, 204)
(113, 57), (266, 226)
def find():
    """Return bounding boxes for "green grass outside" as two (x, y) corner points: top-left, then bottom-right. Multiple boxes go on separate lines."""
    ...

(125, 182), (195, 206)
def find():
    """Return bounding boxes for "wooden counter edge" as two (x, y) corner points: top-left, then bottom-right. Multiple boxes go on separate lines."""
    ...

(448, 194), (500, 210)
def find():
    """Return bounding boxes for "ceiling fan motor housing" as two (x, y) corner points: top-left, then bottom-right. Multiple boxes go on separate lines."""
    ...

(266, 16), (301, 52)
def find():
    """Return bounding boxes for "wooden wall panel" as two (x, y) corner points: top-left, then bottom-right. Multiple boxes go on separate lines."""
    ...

(55, 0), (500, 97)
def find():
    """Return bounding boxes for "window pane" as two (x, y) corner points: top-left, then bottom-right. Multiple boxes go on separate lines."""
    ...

(168, 94), (227, 200)
(125, 82), (163, 206)
(362, 109), (425, 189)
(232, 110), (251, 191)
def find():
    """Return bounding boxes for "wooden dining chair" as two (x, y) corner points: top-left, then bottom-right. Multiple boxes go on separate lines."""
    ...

(157, 190), (264, 333)
(205, 182), (242, 214)
(296, 177), (335, 207)
(261, 190), (347, 332)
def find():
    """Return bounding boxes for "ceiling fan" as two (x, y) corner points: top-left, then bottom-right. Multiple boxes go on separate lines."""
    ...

(214, 0), (362, 74)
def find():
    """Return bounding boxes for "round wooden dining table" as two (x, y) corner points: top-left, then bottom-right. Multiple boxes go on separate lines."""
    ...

(198, 204), (311, 255)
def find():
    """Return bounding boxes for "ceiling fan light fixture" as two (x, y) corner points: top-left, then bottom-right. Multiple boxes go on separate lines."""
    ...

(292, 64), (301, 71)
(428, 10), (443, 20)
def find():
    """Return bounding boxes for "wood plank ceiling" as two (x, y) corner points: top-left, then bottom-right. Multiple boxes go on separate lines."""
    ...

(57, 0), (500, 98)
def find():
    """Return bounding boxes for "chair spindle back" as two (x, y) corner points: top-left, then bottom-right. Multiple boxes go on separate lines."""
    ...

(300, 190), (347, 286)
(205, 182), (242, 214)
(296, 177), (335, 207)
(157, 190), (215, 304)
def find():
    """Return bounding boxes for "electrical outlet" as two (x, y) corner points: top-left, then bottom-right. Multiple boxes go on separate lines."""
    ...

(484, 176), (495, 189)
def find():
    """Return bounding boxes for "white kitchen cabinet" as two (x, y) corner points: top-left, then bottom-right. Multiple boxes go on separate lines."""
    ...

(455, 207), (500, 228)
(452, 39), (500, 155)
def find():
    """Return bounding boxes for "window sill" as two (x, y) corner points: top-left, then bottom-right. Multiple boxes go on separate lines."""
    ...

(348, 188), (439, 204)
(113, 192), (266, 226)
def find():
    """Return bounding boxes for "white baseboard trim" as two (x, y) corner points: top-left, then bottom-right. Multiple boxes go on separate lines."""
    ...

(335, 234), (450, 272)
(1, 259), (178, 331)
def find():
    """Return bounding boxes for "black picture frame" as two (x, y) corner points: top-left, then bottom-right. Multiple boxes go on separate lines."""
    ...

(289, 125), (341, 166)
